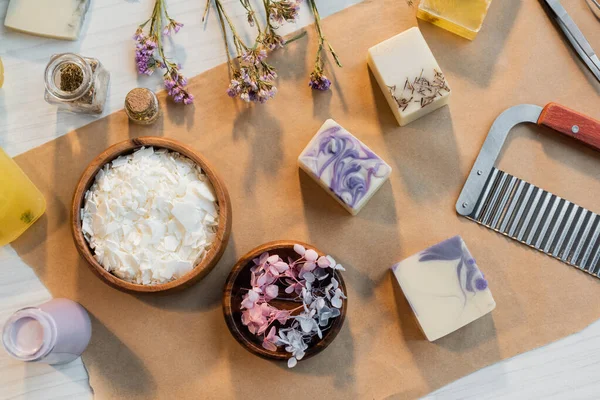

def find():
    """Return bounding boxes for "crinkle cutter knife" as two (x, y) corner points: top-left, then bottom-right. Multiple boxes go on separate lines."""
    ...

(456, 103), (600, 275)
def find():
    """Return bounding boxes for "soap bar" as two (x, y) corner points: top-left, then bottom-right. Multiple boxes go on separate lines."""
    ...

(298, 119), (392, 215)
(5, 0), (90, 41)
(417, 0), (493, 40)
(367, 27), (451, 127)
(391, 236), (495, 341)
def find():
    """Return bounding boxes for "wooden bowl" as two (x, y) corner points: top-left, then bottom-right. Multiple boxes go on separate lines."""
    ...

(71, 137), (232, 294)
(223, 240), (347, 361)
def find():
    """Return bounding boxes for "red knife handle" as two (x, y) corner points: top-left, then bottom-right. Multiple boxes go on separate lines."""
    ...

(537, 103), (600, 151)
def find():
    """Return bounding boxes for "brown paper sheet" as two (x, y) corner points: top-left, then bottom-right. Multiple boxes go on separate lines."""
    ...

(11, 0), (600, 398)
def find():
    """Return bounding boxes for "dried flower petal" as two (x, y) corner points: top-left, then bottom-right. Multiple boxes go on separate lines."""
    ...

(293, 244), (306, 256)
(317, 256), (330, 268)
(265, 284), (279, 300)
(305, 249), (318, 262)
(288, 357), (297, 368)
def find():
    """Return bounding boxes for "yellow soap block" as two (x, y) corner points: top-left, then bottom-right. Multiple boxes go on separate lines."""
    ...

(417, 0), (493, 40)
(0, 148), (46, 246)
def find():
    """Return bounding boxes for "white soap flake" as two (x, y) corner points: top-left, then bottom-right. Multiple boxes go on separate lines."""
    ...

(81, 147), (220, 285)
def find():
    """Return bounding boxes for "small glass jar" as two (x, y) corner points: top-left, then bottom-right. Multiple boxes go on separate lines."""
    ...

(44, 53), (110, 114)
(2, 299), (92, 365)
(125, 88), (160, 125)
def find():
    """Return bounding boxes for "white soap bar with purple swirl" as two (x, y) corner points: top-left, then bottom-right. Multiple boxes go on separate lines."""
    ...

(368, 27), (451, 126)
(391, 236), (495, 341)
(298, 119), (392, 215)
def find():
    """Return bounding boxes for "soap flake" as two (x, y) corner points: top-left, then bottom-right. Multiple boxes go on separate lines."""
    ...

(81, 147), (220, 285)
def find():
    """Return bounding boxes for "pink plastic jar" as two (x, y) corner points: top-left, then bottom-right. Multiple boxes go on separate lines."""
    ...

(2, 298), (92, 364)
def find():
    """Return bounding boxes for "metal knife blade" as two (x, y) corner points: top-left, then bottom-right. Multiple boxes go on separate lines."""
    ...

(456, 105), (543, 216)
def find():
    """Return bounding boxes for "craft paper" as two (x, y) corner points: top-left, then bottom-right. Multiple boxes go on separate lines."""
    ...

(11, 0), (600, 398)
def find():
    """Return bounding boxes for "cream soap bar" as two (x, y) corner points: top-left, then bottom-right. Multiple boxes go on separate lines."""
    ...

(417, 0), (493, 40)
(367, 27), (451, 127)
(5, 0), (90, 40)
(298, 119), (392, 216)
(391, 236), (495, 341)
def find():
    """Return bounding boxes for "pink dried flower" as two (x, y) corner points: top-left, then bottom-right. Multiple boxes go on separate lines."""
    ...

(264, 284), (279, 300)
(239, 244), (346, 368)
(262, 327), (279, 351)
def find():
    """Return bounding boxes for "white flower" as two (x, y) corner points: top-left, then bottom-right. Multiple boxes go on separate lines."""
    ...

(303, 271), (315, 283)
(331, 288), (346, 309)
(334, 263), (345, 271)
(296, 310), (317, 333)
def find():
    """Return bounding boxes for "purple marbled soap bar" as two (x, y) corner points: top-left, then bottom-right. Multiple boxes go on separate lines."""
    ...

(391, 236), (496, 341)
(298, 119), (392, 215)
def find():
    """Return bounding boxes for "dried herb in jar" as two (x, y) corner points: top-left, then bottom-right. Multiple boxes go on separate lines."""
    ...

(77, 59), (99, 107)
(59, 60), (99, 108)
(44, 53), (110, 115)
(125, 88), (159, 125)
(59, 63), (84, 92)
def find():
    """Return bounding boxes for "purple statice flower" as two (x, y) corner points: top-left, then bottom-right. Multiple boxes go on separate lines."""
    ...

(262, 32), (286, 51)
(163, 19), (184, 36)
(227, 66), (277, 104)
(268, 0), (302, 25)
(227, 79), (241, 98)
(257, 87), (277, 103)
(308, 71), (331, 91)
(246, 11), (255, 27)
(164, 70), (193, 105)
(134, 31), (159, 76)
(241, 48), (268, 66)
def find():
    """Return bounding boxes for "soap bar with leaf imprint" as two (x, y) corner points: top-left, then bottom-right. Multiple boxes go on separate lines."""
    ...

(367, 27), (451, 127)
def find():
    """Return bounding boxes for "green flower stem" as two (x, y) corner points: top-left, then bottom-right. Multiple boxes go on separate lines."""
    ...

(144, 0), (180, 77)
(214, 0), (249, 55)
(214, 1), (235, 74)
(240, 0), (263, 36)
(262, 0), (276, 31)
(307, 0), (342, 69)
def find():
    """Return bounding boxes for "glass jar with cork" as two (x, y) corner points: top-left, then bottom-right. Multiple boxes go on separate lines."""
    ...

(44, 53), (110, 114)
(125, 88), (160, 125)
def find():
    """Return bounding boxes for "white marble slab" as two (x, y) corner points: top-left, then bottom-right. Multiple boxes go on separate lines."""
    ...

(2, 0), (600, 399)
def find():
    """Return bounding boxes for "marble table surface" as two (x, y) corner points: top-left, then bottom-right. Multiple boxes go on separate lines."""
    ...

(1, 0), (600, 399)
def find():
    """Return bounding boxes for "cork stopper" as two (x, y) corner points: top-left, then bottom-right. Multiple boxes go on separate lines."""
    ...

(125, 88), (159, 124)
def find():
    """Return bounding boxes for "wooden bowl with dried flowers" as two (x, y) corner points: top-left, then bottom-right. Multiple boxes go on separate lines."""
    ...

(223, 241), (347, 368)
(71, 137), (232, 294)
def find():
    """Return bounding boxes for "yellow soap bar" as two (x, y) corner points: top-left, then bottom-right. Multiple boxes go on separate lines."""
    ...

(0, 148), (46, 246)
(417, 0), (493, 40)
